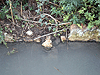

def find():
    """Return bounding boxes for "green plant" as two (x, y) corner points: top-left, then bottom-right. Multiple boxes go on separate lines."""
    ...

(22, 3), (28, 10)
(0, 6), (9, 19)
(0, 26), (7, 47)
(10, 30), (12, 33)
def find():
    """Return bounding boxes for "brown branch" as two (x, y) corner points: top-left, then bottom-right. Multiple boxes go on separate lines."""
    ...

(42, 13), (58, 35)
(21, 1), (22, 16)
(9, 0), (15, 24)
(43, 13), (58, 24)
(46, 1), (60, 7)
(21, 18), (71, 26)
(33, 28), (68, 40)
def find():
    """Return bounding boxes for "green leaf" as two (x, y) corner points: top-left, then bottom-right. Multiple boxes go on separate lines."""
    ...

(4, 10), (9, 13)
(5, 27), (8, 30)
(10, 30), (12, 33)
(57, 33), (60, 36)
(10, 50), (15, 54)
(53, 28), (56, 31)
(87, 23), (93, 29)
(39, 18), (42, 22)
(22, 25), (24, 28)
(35, 9), (40, 13)
(15, 15), (19, 19)
(78, 10), (84, 14)
(7, 51), (10, 55)
(41, 14), (45, 18)
(41, 23), (43, 26)
(48, 26), (52, 31)
(6, 15), (12, 19)
(77, 24), (82, 29)
(56, 24), (58, 26)
(44, 22), (48, 25)
(31, 25), (34, 27)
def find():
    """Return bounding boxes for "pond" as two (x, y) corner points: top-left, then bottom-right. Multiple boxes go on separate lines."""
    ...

(0, 42), (100, 75)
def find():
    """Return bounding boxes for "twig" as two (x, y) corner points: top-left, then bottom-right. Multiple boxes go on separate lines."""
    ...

(21, 18), (71, 26)
(43, 13), (58, 24)
(21, 18), (42, 23)
(32, 13), (59, 23)
(21, 1), (22, 16)
(46, 1), (60, 7)
(54, 67), (64, 75)
(40, 13), (58, 35)
(33, 28), (68, 40)
(9, 0), (15, 24)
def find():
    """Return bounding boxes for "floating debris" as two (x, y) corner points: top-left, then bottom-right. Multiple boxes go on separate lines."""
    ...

(7, 48), (18, 55)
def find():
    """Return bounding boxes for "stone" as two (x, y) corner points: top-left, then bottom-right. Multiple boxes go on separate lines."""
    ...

(61, 36), (66, 42)
(14, 36), (20, 41)
(23, 37), (33, 42)
(34, 38), (41, 43)
(18, 39), (23, 42)
(4, 33), (14, 42)
(42, 39), (52, 50)
(68, 24), (100, 42)
(34, 35), (41, 43)
(70, 24), (81, 31)
(26, 30), (33, 36)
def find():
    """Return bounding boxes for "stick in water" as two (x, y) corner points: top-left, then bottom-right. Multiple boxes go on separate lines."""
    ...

(54, 67), (64, 75)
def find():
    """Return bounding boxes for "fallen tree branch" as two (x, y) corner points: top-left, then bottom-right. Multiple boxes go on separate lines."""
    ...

(21, 13), (71, 26)
(33, 28), (68, 40)
(21, 18), (41, 24)
(42, 13), (58, 35)
(43, 13), (58, 24)
(21, 18), (71, 26)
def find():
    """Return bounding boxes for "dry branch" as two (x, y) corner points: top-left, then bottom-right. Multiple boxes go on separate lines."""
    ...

(33, 28), (68, 40)
(21, 18), (71, 26)
(21, 2), (22, 16)
(9, 0), (15, 24)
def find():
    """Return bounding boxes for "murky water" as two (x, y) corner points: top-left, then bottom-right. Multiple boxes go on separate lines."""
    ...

(0, 42), (100, 75)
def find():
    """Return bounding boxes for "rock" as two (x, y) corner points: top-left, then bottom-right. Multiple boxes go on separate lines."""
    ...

(26, 30), (33, 36)
(4, 33), (14, 42)
(18, 39), (23, 42)
(23, 37), (33, 42)
(61, 36), (66, 42)
(70, 24), (81, 31)
(42, 39), (52, 50)
(14, 36), (20, 42)
(96, 29), (100, 42)
(34, 38), (41, 43)
(68, 24), (100, 42)
(34, 35), (41, 43)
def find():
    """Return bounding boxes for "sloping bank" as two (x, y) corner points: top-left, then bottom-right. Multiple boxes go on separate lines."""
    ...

(3, 24), (100, 50)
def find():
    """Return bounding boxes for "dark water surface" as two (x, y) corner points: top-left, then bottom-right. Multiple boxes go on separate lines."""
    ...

(0, 42), (100, 75)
